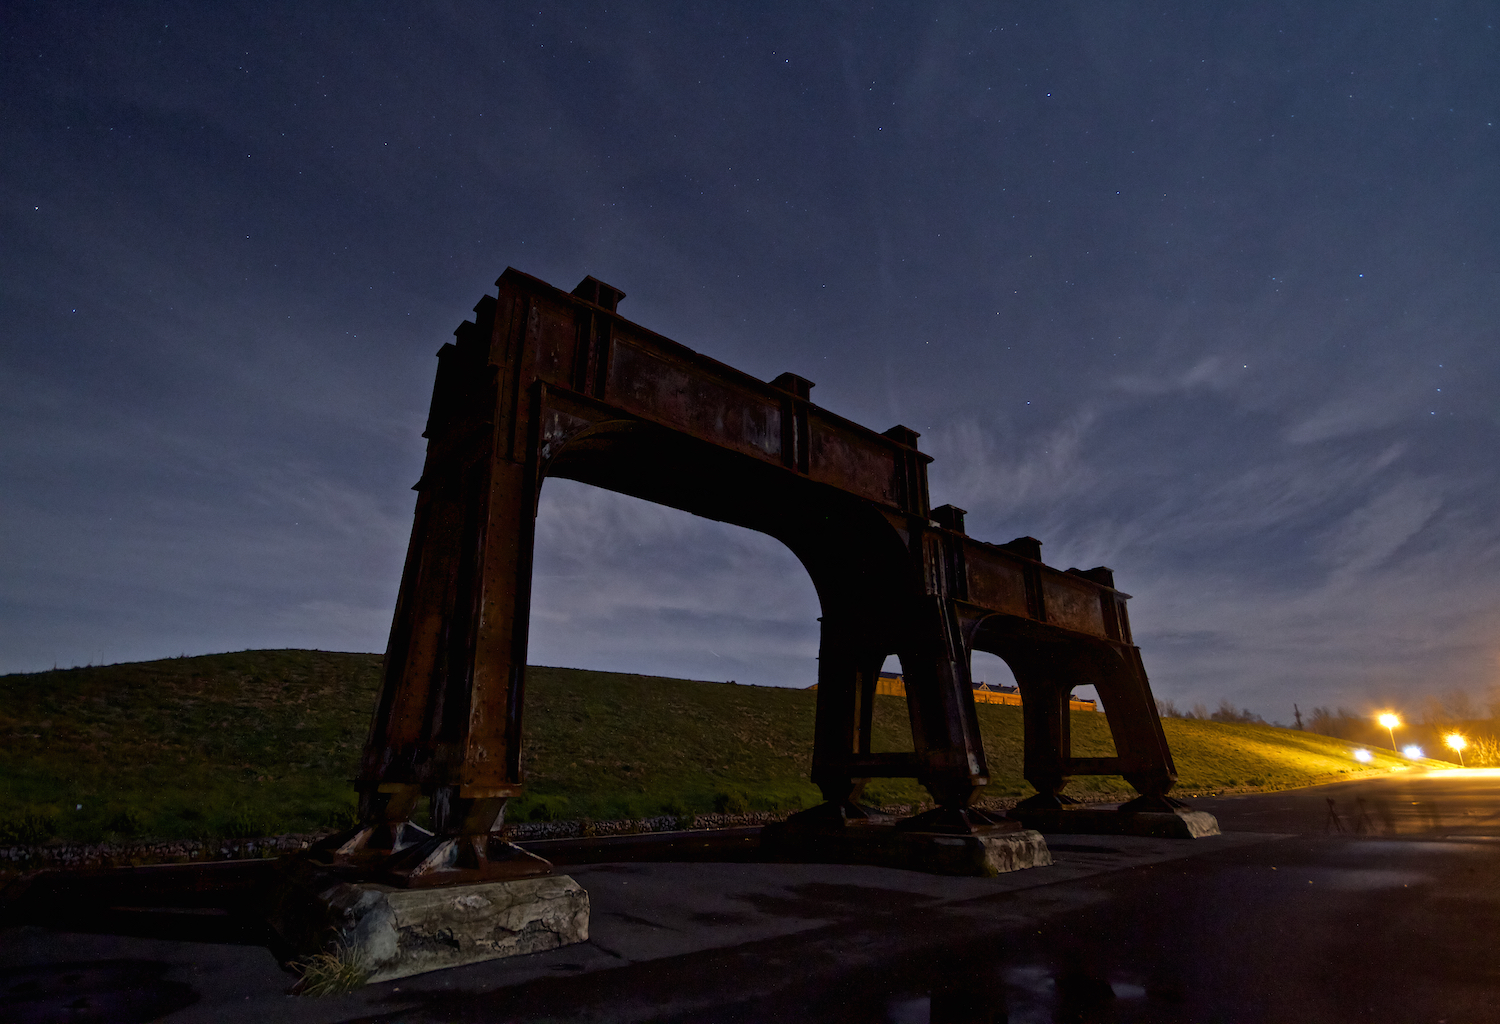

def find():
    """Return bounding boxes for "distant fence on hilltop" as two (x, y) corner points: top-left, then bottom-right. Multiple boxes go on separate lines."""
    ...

(809, 672), (1099, 711)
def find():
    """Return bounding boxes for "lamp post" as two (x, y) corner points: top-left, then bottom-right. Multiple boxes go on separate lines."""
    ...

(1377, 713), (1400, 752)
(1445, 732), (1467, 767)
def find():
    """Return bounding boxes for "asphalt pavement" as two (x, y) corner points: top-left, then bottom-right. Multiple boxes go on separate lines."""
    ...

(5, 768), (1500, 1023)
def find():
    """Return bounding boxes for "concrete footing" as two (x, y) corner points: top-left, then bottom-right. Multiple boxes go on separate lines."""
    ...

(761, 823), (1051, 876)
(1010, 807), (1220, 839)
(270, 874), (589, 983)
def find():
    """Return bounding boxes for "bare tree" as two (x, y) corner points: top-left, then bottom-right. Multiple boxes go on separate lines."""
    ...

(1419, 694), (1448, 727)
(1308, 706), (1366, 741)
(1444, 689), (1477, 722)
(1210, 699), (1265, 725)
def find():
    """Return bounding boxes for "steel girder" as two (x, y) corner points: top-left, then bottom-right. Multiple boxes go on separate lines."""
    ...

(342, 269), (1177, 883)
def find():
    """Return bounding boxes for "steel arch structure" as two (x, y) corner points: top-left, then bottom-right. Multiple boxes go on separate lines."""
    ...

(337, 269), (1178, 885)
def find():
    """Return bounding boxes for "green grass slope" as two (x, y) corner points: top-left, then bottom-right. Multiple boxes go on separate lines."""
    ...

(0, 650), (378, 844)
(0, 649), (1415, 843)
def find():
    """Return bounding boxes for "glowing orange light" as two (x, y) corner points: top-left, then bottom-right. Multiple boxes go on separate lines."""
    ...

(1445, 733), (1467, 767)
(1378, 713), (1401, 751)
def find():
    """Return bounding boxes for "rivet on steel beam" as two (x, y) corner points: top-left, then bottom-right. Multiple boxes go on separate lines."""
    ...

(882, 424), (921, 448)
(770, 372), (815, 399)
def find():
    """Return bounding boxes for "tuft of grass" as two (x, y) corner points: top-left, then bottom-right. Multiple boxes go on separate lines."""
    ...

(0, 811), (58, 845)
(218, 803), (270, 840)
(713, 790), (751, 814)
(293, 943), (368, 996)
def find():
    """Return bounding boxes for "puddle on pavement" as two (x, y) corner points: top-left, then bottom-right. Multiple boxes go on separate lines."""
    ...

(1314, 867), (1432, 891)
(878, 962), (1161, 1023)
(0, 959), (198, 1024)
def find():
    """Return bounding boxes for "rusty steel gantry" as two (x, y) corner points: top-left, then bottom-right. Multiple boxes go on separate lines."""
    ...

(328, 270), (1179, 886)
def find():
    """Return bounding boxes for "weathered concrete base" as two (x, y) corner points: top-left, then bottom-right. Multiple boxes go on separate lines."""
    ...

(271, 874), (589, 983)
(1010, 807), (1220, 839)
(761, 823), (1051, 877)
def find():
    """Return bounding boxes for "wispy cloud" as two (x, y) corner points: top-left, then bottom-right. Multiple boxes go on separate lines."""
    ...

(915, 362), (1500, 720)
(528, 479), (821, 687)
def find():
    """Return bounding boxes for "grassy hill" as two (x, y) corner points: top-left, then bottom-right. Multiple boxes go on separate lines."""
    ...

(0, 649), (1426, 844)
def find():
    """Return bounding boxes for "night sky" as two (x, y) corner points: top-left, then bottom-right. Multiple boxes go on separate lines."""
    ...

(3, 3), (1497, 723)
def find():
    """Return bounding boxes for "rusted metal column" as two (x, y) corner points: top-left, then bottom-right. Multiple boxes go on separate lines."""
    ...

(1014, 667), (1074, 808)
(896, 597), (993, 825)
(1095, 645), (1179, 809)
(855, 653), (880, 760)
(808, 613), (887, 819)
(331, 293), (551, 884)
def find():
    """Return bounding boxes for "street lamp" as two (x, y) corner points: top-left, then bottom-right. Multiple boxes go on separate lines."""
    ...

(1445, 732), (1467, 767)
(1377, 713), (1401, 751)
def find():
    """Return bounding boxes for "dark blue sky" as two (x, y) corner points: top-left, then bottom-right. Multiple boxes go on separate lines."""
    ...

(3, 2), (1497, 722)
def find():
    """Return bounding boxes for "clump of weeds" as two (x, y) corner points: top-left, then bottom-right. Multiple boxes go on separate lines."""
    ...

(292, 942), (368, 996)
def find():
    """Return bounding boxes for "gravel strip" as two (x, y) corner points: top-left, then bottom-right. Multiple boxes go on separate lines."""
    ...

(0, 792), (1145, 877)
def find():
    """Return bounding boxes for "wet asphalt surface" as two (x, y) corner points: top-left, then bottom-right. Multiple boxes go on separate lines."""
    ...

(4, 768), (1500, 1023)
